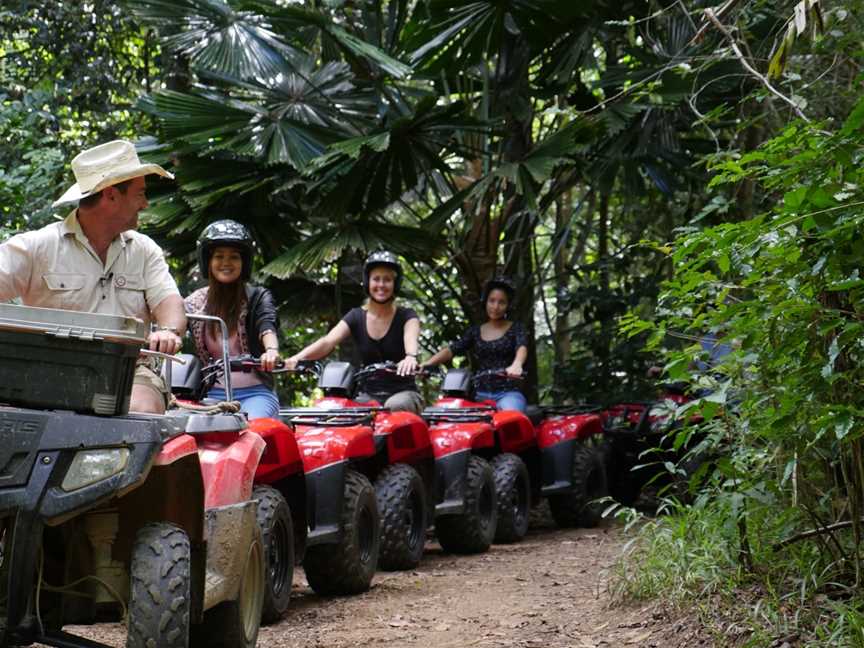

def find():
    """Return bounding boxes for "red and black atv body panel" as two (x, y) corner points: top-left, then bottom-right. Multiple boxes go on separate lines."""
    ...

(0, 407), (192, 647)
(535, 408), (604, 495)
(278, 407), (376, 547)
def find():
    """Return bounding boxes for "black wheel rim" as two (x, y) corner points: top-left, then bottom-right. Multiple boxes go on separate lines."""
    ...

(478, 478), (494, 532)
(510, 474), (529, 529)
(583, 457), (605, 510)
(405, 486), (424, 551)
(269, 516), (291, 597)
(358, 504), (375, 563)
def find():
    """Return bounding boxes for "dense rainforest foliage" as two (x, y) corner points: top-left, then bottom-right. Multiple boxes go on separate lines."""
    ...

(3, 0), (864, 643)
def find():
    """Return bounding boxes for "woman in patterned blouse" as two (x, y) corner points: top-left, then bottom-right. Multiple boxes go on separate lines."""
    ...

(425, 277), (528, 412)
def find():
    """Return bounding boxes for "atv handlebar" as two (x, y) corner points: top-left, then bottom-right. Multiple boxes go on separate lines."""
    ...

(354, 361), (440, 380)
(471, 368), (525, 382)
(226, 356), (321, 376)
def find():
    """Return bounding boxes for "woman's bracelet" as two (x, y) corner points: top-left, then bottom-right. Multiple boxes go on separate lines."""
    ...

(405, 352), (418, 358)
(265, 347), (279, 352)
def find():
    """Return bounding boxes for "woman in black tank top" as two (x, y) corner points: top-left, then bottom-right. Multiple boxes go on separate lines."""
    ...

(285, 251), (423, 414)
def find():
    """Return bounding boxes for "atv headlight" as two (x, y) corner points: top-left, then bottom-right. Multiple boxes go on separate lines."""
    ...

(61, 448), (130, 492)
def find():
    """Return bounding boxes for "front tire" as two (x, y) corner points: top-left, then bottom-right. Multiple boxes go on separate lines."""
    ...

(303, 469), (380, 595)
(375, 464), (428, 571)
(436, 456), (497, 554)
(549, 441), (608, 528)
(127, 523), (191, 648)
(253, 485), (294, 623)
(491, 453), (530, 543)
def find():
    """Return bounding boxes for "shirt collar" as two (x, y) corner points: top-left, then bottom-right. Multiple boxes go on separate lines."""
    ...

(60, 209), (131, 248)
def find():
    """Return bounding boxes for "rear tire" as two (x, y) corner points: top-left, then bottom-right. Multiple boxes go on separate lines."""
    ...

(436, 456), (497, 554)
(375, 464), (427, 571)
(191, 527), (265, 648)
(127, 523), (191, 648)
(549, 441), (608, 528)
(253, 485), (294, 624)
(491, 454), (530, 543)
(303, 469), (379, 595)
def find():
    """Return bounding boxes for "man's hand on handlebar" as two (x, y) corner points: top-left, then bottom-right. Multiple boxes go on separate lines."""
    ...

(148, 329), (183, 355)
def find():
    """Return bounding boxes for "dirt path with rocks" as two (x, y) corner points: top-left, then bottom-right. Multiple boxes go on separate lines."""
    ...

(61, 511), (712, 648)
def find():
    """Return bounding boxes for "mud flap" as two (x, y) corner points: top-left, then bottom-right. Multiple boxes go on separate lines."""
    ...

(541, 438), (576, 495)
(434, 450), (470, 516)
(304, 462), (345, 546)
(202, 501), (258, 612)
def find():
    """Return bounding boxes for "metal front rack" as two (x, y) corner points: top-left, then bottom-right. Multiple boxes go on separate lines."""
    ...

(540, 404), (603, 416)
(278, 407), (379, 427)
(421, 406), (494, 424)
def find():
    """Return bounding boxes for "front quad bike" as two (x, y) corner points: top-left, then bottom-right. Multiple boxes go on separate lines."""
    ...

(281, 361), (434, 573)
(423, 368), (608, 546)
(0, 304), (265, 648)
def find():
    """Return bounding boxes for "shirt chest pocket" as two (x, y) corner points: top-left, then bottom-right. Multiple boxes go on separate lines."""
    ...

(42, 273), (87, 309)
(113, 273), (146, 317)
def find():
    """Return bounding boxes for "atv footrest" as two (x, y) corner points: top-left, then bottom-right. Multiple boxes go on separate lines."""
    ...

(35, 630), (114, 648)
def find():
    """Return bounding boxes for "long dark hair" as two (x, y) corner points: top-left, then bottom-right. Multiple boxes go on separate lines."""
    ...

(204, 255), (246, 337)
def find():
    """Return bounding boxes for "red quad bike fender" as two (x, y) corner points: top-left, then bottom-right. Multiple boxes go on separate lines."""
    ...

(248, 417), (303, 484)
(536, 413), (604, 495)
(426, 398), (496, 517)
(372, 411), (432, 463)
(491, 410), (537, 454)
(315, 396), (433, 465)
(293, 422), (376, 545)
(196, 429), (266, 509)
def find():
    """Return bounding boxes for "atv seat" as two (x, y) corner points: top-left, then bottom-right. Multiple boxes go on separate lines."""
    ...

(163, 353), (206, 400)
(524, 405), (545, 427)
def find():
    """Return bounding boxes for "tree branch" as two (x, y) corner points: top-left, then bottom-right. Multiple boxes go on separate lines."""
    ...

(702, 8), (810, 123)
(773, 518), (864, 552)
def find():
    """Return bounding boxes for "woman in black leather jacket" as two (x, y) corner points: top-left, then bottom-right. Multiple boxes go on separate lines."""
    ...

(185, 219), (281, 418)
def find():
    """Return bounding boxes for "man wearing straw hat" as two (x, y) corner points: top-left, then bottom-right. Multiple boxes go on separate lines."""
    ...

(0, 139), (186, 414)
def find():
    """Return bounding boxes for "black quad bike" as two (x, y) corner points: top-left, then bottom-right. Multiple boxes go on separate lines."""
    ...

(0, 305), (266, 648)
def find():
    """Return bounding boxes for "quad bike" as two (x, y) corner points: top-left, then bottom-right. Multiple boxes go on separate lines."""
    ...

(422, 367), (608, 550)
(0, 306), (266, 648)
(280, 361), (433, 573)
(171, 355), (382, 600)
(602, 381), (708, 506)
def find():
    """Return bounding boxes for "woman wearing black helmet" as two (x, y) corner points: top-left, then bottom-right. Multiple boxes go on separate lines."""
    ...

(285, 250), (423, 414)
(185, 219), (282, 418)
(425, 277), (528, 412)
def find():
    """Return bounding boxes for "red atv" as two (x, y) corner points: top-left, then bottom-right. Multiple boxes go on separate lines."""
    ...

(280, 361), (433, 573)
(0, 305), (266, 648)
(423, 367), (608, 549)
(602, 381), (706, 505)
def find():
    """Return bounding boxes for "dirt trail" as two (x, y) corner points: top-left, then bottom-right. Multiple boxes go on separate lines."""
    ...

(63, 513), (711, 648)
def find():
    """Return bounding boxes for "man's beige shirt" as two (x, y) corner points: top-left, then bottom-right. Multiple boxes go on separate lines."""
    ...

(0, 211), (179, 327)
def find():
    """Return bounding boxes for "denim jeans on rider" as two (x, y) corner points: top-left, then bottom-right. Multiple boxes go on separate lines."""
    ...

(206, 384), (280, 419)
(475, 390), (527, 413)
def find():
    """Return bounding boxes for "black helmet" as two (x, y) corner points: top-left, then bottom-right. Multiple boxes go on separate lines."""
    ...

(481, 276), (516, 305)
(362, 250), (403, 298)
(197, 219), (254, 280)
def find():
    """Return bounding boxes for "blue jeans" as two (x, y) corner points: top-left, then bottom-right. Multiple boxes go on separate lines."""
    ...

(207, 385), (280, 419)
(475, 390), (527, 413)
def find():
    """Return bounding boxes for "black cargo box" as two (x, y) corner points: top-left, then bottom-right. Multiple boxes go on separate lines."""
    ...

(0, 304), (146, 416)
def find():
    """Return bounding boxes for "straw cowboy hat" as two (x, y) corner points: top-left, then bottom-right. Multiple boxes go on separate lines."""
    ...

(53, 139), (174, 207)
